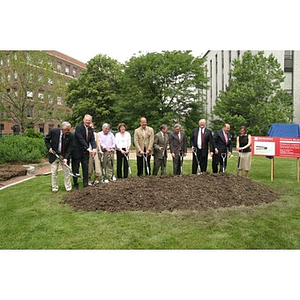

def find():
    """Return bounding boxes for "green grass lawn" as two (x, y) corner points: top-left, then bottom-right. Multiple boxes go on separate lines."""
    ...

(1, 155), (300, 249)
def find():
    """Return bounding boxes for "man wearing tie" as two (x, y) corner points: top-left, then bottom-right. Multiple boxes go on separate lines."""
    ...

(169, 124), (187, 175)
(45, 121), (73, 193)
(134, 117), (154, 176)
(153, 124), (169, 176)
(190, 119), (214, 174)
(212, 123), (232, 173)
(72, 114), (97, 188)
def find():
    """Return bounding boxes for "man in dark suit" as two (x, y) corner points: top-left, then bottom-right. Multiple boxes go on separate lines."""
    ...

(190, 118), (214, 173)
(45, 121), (73, 193)
(72, 114), (97, 188)
(212, 123), (232, 173)
(153, 124), (169, 176)
(169, 124), (187, 175)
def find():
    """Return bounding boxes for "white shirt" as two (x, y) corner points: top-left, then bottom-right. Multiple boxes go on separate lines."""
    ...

(115, 131), (131, 150)
(197, 127), (205, 149)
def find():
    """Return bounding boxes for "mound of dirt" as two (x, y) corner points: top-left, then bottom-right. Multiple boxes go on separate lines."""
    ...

(63, 173), (279, 212)
(0, 164), (27, 181)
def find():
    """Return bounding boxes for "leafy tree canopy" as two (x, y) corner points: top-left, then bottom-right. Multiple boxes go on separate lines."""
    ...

(211, 51), (293, 136)
(115, 50), (208, 133)
(65, 54), (122, 130)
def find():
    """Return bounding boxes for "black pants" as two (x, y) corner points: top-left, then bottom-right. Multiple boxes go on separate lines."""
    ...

(116, 149), (129, 178)
(72, 152), (89, 187)
(192, 148), (208, 173)
(212, 152), (227, 173)
(173, 153), (183, 175)
(137, 153), (151, 176)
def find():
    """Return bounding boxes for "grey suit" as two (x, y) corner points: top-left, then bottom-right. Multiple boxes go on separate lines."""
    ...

(169, 130), (187, 175)
(153, 131), (169, 176)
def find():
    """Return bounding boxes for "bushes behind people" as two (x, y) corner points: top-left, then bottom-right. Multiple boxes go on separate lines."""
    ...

(0, 134), (47, 164)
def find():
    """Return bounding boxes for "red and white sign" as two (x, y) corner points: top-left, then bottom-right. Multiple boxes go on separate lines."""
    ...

(252, 136), (300, 158)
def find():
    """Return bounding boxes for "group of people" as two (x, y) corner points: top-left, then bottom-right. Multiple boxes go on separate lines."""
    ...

(45, 114), (252, 193)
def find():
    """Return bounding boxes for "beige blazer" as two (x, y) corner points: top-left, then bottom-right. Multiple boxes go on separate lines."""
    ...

(134, 126), (154, 156)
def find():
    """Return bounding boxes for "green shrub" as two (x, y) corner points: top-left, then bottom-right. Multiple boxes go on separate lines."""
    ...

(23, 128), (44, 139)
(0, 135), (47, 164)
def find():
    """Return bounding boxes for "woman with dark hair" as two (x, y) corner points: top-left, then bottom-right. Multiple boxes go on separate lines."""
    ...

(236, 126), (252, 178)
(115, 123), (131, 178)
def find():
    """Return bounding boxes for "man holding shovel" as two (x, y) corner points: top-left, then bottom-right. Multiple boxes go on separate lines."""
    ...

(153, 124), (169, 176)
(72, 114), (97, 189)
(190, 118), (214, 174)
(212, 123), (232, 173)
(45, 121), (74, 193)
(169, 124), (187, 175)
(134, 117), (154, 176)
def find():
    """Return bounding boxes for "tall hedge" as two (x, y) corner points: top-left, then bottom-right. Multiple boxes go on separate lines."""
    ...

(0, 135), (48, 164)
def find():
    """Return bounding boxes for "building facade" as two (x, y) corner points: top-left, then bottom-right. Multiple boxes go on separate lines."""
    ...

(0, 50), (86, 135)
(202, 50), (300, 124)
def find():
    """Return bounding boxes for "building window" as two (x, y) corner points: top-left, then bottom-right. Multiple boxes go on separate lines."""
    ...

(38, 90), (44, 101)
(57, 62), (62, 72)
(48, 124), (54, 131)
(48, 95), (54, 104)
(65, 65), (70, 75)
(27, 105), (34, 118)
(284, 50), (293, 72)
(39, 124), (44, 134)
(221, 50), (224, 91)
(73, 68), (77, 77)
(27, 91), (33, 100)
(0, 124), (4, 134)
(215, 54), (218, 98)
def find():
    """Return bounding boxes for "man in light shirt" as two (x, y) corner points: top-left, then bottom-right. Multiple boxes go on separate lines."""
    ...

(98, 123), (116, 181)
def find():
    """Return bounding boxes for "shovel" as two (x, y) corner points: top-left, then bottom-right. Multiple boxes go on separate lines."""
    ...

(192, 148), (202, 175)
(237, 150), (242, 175)
(179, 152), (184, 175)
(221, 152), (227, 173)
(124, 153), (132, 177)
(143, 153), (150, 175)
(51, 150), (82, 178)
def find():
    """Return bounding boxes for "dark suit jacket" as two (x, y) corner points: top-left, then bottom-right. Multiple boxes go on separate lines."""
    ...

(190, 127), (214, 156)
(72, 123), (96, 159)
(45, 128), (74, 163)
(153, 131), (169, 159)
(213, 129), (232, 154)
(169, 131), (187, 155)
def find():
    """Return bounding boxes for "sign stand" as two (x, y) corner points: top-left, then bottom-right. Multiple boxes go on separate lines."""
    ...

(297, 158), (300, 183)
(271, 158), (274, 182)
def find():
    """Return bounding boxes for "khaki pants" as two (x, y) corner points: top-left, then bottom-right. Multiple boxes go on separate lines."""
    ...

(50, 158), (72, 192)
(102, 151), (114, 179)
(88, 153), (102, 179)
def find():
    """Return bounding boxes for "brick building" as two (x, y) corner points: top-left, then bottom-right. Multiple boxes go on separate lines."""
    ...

(0, 50), (86, 135)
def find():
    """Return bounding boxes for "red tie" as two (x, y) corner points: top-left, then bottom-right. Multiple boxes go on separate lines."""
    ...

(224, 131), (228, 144)
(201, 129), (205, 148)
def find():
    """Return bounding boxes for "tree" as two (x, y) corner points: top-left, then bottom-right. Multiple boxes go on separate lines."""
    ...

(211, 51), (293, 136)
(116, 51), (208, 133)
(65, 54), (122, 129)
(0, 51), (66, 133)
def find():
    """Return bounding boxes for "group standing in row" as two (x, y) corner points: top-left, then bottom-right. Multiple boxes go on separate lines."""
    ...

(45, 115), (252, 193)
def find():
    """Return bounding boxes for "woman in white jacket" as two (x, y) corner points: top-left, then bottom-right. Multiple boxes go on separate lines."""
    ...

(115, 123), (131, 178)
